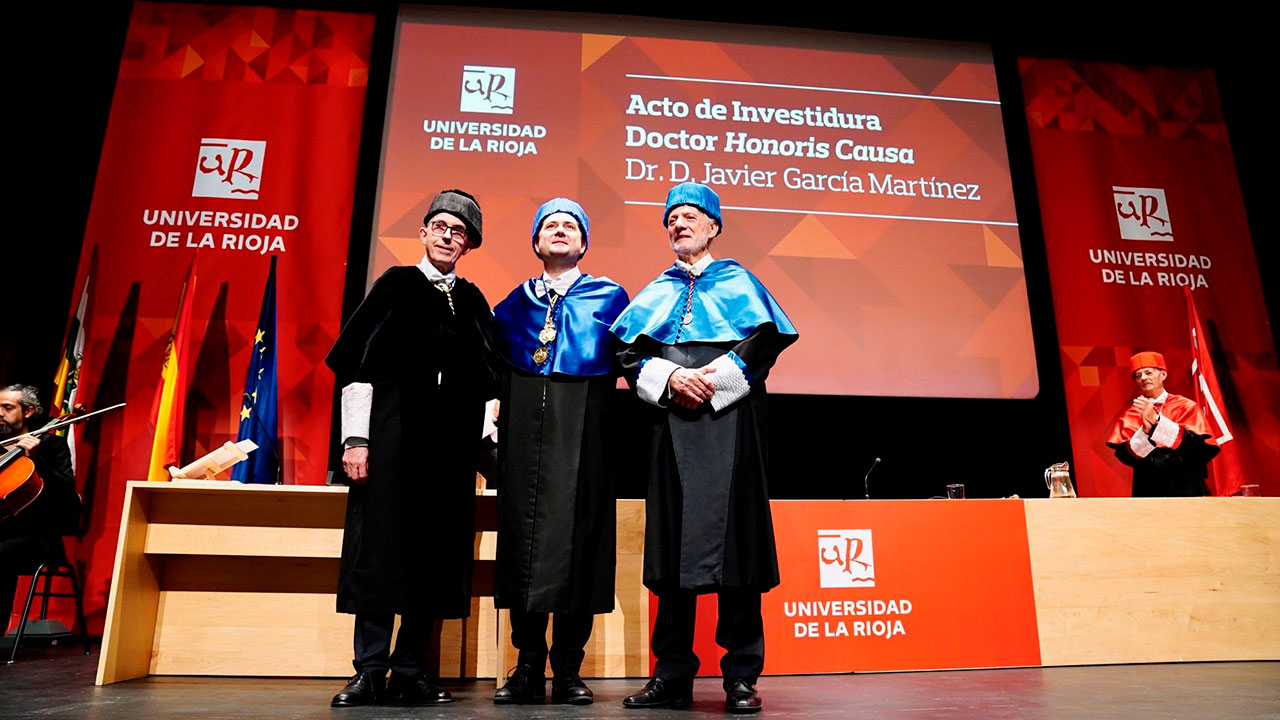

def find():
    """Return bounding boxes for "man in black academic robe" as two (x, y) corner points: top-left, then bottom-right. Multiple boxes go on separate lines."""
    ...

(611, 183), (798, 715)
(1, 384), (80, 629)
(324, 190), (496, 707)
(490, 198), (629, 705)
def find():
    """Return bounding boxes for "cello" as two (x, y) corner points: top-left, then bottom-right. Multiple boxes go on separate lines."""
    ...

(0, 441), (42, 521)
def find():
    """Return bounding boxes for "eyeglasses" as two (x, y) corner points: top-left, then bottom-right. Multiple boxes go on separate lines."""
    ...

(427, 219), (468, 243)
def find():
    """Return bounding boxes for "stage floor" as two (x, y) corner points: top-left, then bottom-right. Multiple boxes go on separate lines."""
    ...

(1, 645), (1276, 719)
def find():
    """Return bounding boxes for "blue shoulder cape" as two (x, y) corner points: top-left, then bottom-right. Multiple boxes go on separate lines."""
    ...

(494, 273), (629, 376)
(610, 259), (797, 344)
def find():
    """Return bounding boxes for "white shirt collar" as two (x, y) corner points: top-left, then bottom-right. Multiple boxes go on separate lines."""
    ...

(536, 266), (581, 298)
(417, 257), (456, 288)
(675, 254), (714, 277)
(1151, 390), (1168, 405)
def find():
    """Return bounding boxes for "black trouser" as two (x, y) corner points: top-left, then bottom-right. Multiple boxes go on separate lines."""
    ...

(509, 608), (594, 676)
(353, 613), (433, 678)
(1, 535), (45, 627)
(652, 588), (764, 690)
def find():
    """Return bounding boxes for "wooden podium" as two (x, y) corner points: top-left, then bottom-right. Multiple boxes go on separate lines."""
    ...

(94, 481), (650, 685)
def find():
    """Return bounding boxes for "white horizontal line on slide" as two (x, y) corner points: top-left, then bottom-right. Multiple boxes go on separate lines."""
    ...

(626, 200), (1019, 227)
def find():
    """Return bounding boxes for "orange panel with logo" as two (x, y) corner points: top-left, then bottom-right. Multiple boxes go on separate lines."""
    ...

(651, 499), (1041, 675)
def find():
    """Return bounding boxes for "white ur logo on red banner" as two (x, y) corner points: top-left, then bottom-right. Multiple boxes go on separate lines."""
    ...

(193, 139), (265, 200)
(460, 65), (515, 114)
(818, 529), (875, 588)
(1113, 186), (1173, 241)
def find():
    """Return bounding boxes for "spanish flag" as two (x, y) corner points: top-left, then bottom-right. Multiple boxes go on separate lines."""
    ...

(148, 255), (198, 482)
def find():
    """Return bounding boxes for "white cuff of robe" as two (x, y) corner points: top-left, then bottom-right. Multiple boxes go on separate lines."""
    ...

(707, 352), (750, 412)
(1128, 427), (1156, 458)
(341, 382), (372, 445)
(637, 357), (681, 406)
(482, 398), (499, 441)
(1150, 414), (1180, 448)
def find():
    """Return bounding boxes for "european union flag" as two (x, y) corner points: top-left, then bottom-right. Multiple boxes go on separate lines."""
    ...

(233, 256), (280, 483)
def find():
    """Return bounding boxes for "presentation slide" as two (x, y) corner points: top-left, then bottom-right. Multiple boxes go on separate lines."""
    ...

(372, 8), (1037, 398)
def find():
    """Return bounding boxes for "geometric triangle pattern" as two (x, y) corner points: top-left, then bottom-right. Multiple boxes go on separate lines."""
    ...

(1019, 58), (1226, 142)
(984, 226), (1022, 268)
(769, 215), (857, 259)
(120, 3), (373, 87)
(948, 265), (1025, 309)
(582, 34), (625, 72)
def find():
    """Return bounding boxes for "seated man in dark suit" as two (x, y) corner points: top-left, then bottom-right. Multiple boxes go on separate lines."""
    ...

(1, 384), (80, 631)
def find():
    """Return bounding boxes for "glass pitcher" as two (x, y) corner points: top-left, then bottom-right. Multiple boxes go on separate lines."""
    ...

(1044, 461), (1077, 498)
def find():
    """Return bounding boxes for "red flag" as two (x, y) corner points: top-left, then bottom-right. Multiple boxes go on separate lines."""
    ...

(1184, 288), (1243, 495)
(148, 254), (198, 482)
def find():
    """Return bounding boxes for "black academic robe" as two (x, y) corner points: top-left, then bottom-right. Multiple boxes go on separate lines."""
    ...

(493, 372), (616, 614)
(618, 326), (794, 593)
(325, 265), (496, 618)
(1112, 433), (1216, 497)
(1106, 392), (1219, 497)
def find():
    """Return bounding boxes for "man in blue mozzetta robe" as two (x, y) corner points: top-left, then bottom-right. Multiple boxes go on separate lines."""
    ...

(491, 198), (629, 705)
(612, 183), (798, 715)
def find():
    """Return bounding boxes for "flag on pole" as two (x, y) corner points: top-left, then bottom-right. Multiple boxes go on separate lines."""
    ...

(148, 254), (198, 482)
(52, 251), (93, 473)
(232, 256), (280, 484)
(1184, 287), (1243, 496)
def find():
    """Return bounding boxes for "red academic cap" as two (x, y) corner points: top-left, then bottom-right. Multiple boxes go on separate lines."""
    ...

(1129, 351), (1166, 373)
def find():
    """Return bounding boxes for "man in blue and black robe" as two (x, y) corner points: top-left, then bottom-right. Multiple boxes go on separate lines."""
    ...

(491, 198), (629, 705)
(612, 183), (798, 715)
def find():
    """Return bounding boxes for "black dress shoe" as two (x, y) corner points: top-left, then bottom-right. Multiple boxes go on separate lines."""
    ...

(622, 677), (693, 709)
(493, 663), (546, 704)
(330, 672), (383, 707)
(724, 679), (762, 714)
(552, 674), (594, 705)
(386, 673), (452, 705)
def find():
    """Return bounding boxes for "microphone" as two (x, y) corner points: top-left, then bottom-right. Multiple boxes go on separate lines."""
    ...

(242, 392), (283, 484)
(863, 457), (881, 500)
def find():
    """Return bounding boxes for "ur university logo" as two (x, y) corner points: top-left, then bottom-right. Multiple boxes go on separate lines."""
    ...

(818, 529), (875, 588)
(193, 138), (266, 199)
(460, 65), (515, 114)
(1112, 186), (1173, 242)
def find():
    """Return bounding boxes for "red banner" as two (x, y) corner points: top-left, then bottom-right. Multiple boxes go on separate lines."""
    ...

(37, 3), (373, 632)
(657, 500), (1041, 674)
(1020, 59), (1279, 497)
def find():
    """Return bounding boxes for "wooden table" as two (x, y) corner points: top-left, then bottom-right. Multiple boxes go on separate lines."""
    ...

(94, 480), (648, 684)
(95, 483), (1278, 684)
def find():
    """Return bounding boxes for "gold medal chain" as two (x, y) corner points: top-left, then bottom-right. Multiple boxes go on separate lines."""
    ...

(532, 291), (560, 365)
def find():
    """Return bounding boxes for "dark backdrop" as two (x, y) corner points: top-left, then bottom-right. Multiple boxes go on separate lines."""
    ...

(4, 3), (1273, 501)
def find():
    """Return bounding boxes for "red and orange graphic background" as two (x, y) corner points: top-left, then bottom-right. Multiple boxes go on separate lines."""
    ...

(376, 15), (1037, 399)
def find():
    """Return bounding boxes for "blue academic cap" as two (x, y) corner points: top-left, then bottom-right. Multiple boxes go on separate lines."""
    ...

(663, 182), (722, 236)
(531, 197), (590, 256)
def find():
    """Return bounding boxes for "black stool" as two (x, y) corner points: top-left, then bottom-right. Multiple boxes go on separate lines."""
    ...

(7, 547), (90, 662)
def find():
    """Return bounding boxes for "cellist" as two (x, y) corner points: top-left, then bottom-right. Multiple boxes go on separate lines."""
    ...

(1, 384), (79, 628)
